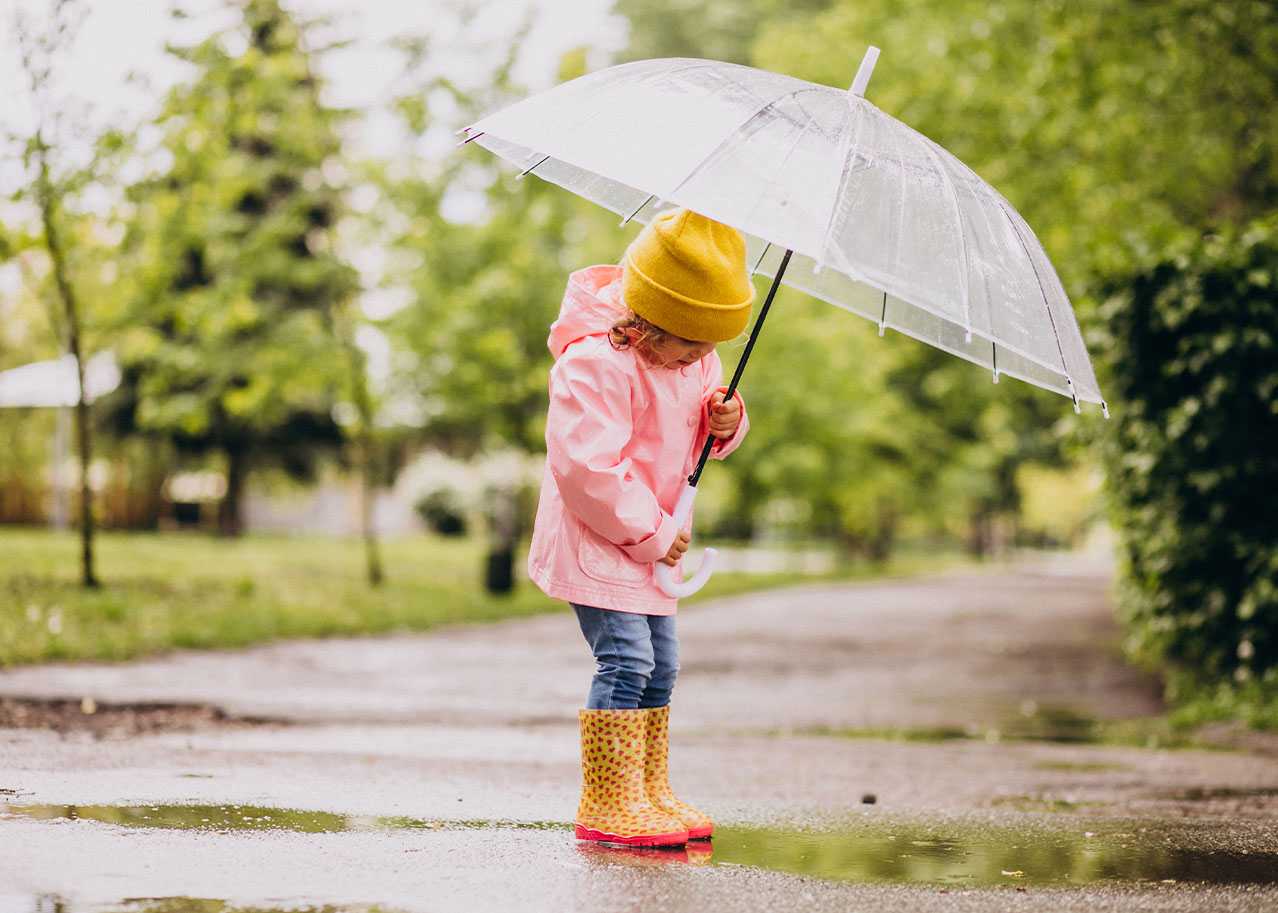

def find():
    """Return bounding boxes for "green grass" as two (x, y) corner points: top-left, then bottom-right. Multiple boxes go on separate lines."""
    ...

(0, 526), (870, 667)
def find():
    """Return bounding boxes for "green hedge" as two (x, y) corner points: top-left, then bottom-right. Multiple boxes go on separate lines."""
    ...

(1095, 219), (1278, 721)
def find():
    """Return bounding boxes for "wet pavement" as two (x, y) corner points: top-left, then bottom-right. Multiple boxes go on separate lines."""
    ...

(1, 556), (1276, 912)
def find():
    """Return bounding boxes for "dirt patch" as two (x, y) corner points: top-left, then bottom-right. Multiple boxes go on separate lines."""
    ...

(0, 696), (279, 738)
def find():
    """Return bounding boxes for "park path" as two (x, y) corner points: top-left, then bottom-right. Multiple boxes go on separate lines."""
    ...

(1, 555), (1276, 912)
(0, 553), (1160, 733)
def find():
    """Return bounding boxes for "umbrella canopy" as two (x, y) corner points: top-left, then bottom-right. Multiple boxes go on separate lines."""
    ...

(462, 53), (1104, 414)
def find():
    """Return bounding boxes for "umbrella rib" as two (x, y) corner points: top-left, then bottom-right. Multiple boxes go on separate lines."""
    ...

(914, 137), (974, 343)
(819, 99), (865, 273)
(621, 194), (656, 226)
(995, 199), (1077, 405)
(750, 242), (772, 276)
(883, 110), (910, 319)
(518, 155), (551, 178)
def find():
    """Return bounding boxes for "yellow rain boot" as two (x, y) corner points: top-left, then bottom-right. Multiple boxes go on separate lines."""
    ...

(576, 709), (689, 846)
(643, 706), (714, 839)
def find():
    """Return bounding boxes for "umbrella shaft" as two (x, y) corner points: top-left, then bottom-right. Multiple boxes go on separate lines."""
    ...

(688, 248), (793, 487)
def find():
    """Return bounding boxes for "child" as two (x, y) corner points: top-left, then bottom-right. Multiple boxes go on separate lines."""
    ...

(527, 209), (755, 847)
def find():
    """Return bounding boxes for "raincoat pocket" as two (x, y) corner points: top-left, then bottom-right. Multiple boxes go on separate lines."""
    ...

(577, 526), (649, 587)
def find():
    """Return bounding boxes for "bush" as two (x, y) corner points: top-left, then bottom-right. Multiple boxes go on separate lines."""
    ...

(1095, 219), (1278, 720)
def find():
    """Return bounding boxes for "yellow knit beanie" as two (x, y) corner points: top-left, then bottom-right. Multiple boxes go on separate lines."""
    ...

(622, 209), (755, 343)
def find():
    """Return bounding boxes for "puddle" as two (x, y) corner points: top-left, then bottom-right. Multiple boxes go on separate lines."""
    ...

(709, 821), (1278, 887)
(114, 902), (400, 913)
(6, 803), (1275, 887)
(108, 901), (402, 913)
(2, 893), (405, 913)
(0, 803), (563, 835)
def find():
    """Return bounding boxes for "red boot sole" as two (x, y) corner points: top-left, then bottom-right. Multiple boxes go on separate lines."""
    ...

(574, 823), (689, 846)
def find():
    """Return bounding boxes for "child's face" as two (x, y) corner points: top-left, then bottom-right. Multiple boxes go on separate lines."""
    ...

(653, 335), (716, 368)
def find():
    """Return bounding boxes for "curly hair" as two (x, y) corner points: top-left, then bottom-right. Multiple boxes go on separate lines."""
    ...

(608, 309), (679, 368)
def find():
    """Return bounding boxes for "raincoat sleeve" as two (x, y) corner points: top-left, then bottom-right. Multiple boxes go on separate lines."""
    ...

(703, 352), (750, 460)
(546, 351), (679, 565)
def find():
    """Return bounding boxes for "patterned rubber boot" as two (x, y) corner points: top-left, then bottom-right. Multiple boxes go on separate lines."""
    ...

(575, 709), (689, 847)
(643, 706), (714, 839)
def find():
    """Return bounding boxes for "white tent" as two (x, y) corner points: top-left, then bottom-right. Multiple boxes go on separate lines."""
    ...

(0, 351), (120, 408)
(0, 352), (120, 528)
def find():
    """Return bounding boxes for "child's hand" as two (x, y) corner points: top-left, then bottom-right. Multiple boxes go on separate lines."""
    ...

(659, 529), (691, 567)
(708, 390), (741, 439)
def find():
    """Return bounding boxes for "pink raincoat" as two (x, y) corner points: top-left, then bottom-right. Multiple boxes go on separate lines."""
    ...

(527, 265), (750, 615)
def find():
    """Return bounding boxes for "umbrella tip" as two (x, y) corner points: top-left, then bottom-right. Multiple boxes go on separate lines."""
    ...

(850, 46), (880, 98)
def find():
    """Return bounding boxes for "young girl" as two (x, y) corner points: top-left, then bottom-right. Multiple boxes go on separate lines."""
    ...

(527, 208), (755, 847)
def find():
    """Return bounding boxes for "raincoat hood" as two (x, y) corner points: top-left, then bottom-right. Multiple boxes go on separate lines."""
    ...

(548, 266), (626, 359)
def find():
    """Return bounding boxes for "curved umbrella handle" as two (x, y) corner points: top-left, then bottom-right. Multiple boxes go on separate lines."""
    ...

(654, 482), (718, 599)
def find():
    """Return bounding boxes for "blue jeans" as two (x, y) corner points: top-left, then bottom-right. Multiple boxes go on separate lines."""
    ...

(572, 604), (679, 710)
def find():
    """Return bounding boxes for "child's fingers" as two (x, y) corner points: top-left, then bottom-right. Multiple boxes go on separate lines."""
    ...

(660, 529), (691, 566)
(710, 398), (740, 431)
(708, 390), (740, 438)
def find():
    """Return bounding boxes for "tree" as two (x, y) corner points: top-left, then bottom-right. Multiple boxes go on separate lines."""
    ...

(1094, 220), (1278, 721)
(615, 0), (838, 65)
(111, 0), (358, 536)
(381, 38), (622, 458)
(9, 0), (114, 586)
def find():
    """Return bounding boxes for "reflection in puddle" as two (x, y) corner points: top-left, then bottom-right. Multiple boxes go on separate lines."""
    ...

(710, 821), (1278, 887)
(0, 803), (561, 835)
(576, 840), (714, 868)
(5, 803), (1274, 887)
(108, 901), (400, 913)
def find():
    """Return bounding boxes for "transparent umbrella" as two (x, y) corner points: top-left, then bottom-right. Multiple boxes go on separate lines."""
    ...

(461, 49), (1106, 595)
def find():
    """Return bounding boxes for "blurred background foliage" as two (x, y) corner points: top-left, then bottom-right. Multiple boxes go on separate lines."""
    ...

(104, 0), (359, 536)
(1, 0), (1275, 718)
(1094, 218), (1278, 726)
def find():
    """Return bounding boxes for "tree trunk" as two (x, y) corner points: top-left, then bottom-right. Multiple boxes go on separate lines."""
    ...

(358, 433), (383, 586)
(37, 146), (98, 588)
(967, 509), (993, 558)
(218, 449), (247, 537)
(867, 499), (897, 565)
(331, 300), (384, 585)
(484, 489), (519, 595)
